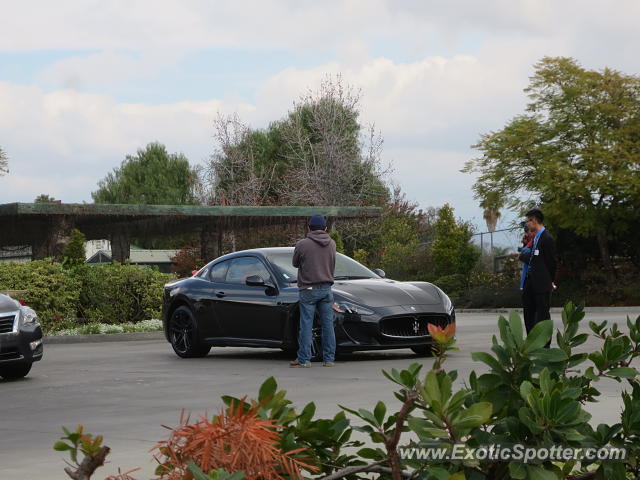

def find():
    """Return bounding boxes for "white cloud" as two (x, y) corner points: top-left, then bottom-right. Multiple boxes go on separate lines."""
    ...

(2, 0), (640, 65)
(38, 51), (184, 90)
(2, 0), (640, 242)
(0, 82), (256, 202)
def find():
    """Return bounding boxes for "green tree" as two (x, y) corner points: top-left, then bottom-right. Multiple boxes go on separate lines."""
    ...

(62, 229), (86, 267)
(464, 57), (640, 269)
(206, 76), (389, 207)
(92, 142), (197, 205)
(34, 194), (57, 203)
(328, 230), (344, 253)
(0, 146), (7, 176)
(431, 204), (479, 278)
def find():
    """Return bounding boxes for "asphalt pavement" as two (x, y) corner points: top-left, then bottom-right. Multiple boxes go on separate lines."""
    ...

(1, 308), (638, 479)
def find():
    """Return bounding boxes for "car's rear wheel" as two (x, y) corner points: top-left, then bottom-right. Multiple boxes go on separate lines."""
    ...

(411, 345), (436, 357)
(310, 322), (323, 362)
(169, 306), (211, 358)
(0, 362), (32, 380)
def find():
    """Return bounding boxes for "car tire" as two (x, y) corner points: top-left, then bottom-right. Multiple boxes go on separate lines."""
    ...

(310, 321), (323, 362)
(168, 306), (211, 358)
(411, 345), (436, 357)
(0, 362), (32, 380)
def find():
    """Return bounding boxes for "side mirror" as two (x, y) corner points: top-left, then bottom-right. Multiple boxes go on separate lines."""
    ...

(245, 275), (266, 286)
(373, 268), (386, 278)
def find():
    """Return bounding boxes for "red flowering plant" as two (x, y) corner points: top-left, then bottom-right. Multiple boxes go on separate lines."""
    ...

(427, 322), (457, 371)
(170, 246), (202, 279)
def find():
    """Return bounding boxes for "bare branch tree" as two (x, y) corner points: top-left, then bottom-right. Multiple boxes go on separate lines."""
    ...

(203, 113), (276, 206)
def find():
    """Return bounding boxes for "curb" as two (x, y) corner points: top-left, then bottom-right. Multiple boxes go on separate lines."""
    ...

(457, 306), (640, 314)
(44, 331), (165, 345)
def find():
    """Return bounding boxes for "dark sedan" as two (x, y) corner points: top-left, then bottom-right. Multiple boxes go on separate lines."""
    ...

(162, 247), (455, 360)
(0, 294), (43, 380)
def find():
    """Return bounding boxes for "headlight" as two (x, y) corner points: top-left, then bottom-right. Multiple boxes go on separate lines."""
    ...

(435, 287), (454, 314)
(333, 301), (374, 316)
(20, 306), (39, 325)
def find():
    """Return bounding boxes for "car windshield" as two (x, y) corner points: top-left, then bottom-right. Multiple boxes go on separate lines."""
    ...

(267, 251), (379, 283)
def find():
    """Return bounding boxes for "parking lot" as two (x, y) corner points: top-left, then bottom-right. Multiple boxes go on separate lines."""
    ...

(1, 309), (638, 479)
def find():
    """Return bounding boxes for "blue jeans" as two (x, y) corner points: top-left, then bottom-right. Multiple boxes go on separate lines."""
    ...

(297, 284), (336, 365)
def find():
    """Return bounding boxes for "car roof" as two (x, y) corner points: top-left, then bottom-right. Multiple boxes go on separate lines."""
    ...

(209, 247), (294, 264)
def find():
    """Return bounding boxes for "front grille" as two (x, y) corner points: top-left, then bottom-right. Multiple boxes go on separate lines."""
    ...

(380, 314), (451, 338)
(0, 313), (17, 334)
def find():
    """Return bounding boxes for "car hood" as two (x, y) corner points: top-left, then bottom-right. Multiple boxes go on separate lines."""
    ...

(332, 279), (442, 308)
(0, 294), (20, 313)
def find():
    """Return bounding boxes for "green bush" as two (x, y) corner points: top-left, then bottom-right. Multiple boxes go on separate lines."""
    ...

(58, 304), (640, 479)
(77, 263), (172, 325)
(62, 229), (87, 268)
(0, 259), (81, 331)
(0, 260), (173, 333)
(352, 248), (369, 267)
(328, 230), (345, 253)
(433, 273), (467, 296)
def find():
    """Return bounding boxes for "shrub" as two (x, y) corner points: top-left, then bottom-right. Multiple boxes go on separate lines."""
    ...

(353, 248), (369, 267)
(62, 229), (87, 268)
(77, 263), (172, 325)
(0, 261), (173, 333)
(433, 273), (467, 297)
(55, 304), (640, 479)
(328, 231), (344, 253)
(170, 246), (201, 278)
(0, 259), (81, 330)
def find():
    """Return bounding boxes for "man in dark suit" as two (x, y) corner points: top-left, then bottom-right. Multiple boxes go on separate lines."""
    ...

(519, 208), (557, 334)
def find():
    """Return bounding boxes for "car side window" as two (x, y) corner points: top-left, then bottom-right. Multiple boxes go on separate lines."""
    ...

(225, 257), (272, 285)
(210, 261), (230, 282)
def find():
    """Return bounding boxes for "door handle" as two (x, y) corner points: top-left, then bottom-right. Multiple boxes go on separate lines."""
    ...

(216, 291), (226, 298)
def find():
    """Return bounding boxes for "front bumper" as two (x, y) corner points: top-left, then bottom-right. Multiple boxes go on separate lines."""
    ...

(0, 316), (44, 365)
(334, 305), (455, 352)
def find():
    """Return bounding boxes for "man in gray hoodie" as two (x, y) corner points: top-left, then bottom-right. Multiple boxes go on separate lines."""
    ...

(290, 214), (337, 367)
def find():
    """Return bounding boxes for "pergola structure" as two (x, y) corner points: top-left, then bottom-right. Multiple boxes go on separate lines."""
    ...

(0, 203), (381, 262)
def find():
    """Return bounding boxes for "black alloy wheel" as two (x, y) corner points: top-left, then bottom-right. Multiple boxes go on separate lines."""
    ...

(310, 322), (323, 362)
(169, 306), (211, 358)
(0, 362), (32, 380)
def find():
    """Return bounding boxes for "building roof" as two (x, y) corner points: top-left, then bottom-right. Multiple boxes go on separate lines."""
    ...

(0, 245), (31, 259)
(0, 202), (382, 245)
(86, 249), (179, 264)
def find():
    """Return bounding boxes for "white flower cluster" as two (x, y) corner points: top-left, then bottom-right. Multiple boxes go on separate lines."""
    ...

(55, 319), (163, 336)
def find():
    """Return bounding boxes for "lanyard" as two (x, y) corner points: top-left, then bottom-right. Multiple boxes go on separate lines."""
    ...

(528, 227), (545, 267)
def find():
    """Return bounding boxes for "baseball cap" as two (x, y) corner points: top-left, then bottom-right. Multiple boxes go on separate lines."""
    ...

(308, 214), (326, 228)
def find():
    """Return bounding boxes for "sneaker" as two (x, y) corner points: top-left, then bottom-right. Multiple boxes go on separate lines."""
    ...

(322, 362), (335, 367)
(289, 360), (311, 368)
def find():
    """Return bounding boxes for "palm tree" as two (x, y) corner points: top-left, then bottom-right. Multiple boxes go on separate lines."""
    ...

(480, 192), (504, 259)
(480, 192), (504, 233)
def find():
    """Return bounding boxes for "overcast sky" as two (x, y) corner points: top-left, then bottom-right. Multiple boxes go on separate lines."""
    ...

(1, 0), (639, 238)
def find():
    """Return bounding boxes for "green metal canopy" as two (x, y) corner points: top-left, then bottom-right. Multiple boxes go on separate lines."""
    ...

(0, 202), (381, 262)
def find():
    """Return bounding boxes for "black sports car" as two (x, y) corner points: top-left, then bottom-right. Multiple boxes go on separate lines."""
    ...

(162, 247), (455, 360)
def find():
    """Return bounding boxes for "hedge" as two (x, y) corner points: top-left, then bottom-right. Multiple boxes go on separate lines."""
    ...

(0, 260), (173, 333)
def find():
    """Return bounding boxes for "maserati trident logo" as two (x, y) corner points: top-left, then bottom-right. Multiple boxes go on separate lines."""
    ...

(413, 320), (420, 335)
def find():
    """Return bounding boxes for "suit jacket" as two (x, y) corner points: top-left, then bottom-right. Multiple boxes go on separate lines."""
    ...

(518, 229), (557, 293)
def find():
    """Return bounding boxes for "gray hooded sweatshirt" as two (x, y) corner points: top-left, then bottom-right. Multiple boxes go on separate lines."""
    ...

(292, 230), (336, 289)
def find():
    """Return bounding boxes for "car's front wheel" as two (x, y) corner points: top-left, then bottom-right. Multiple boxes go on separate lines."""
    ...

(411, 345), (435, 357)
(169, 306), (211, 358)
(0, 362), (32, 380)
